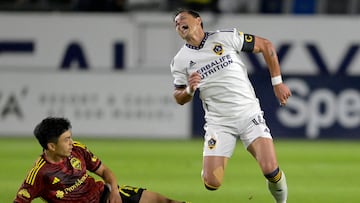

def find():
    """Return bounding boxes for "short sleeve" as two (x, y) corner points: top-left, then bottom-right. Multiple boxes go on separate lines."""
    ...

(232, 28), (255, 53)
(73, 141), (101, 172)
(170, 57), (188, 88)
(14, 159), (45, 202)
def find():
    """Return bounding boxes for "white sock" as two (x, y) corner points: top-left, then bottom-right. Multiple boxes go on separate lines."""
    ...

(267, 171), (288, 203)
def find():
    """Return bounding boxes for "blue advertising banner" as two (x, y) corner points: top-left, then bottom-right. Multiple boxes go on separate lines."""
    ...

(192, 73), (360, 139)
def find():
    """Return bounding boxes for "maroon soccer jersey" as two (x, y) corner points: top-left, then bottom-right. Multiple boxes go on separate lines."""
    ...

(14, 141), (105, 203)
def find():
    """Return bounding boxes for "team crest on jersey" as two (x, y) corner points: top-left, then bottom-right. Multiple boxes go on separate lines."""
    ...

(213, 44), (224, 55)
(208, 137), (217, 150)
(70, 157), (82, 170)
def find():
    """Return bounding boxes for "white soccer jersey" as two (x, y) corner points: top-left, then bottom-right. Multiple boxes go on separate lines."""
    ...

(171, 28), (262, 125)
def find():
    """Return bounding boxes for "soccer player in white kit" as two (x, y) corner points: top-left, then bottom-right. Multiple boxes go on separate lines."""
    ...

(170, 9), (291, 203)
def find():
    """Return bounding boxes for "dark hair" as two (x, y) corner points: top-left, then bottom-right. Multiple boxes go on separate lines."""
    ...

(34, 117), (72, 149)
(173, 8), (203, 28)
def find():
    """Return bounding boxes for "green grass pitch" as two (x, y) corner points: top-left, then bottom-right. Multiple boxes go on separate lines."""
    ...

(1, 137), (360, 202)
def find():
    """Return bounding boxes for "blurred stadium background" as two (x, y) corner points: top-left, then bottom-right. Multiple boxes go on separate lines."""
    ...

(0, 0), (359, 202)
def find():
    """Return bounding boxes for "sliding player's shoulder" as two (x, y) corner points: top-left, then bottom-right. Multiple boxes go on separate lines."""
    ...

(73, 141), (87, 149)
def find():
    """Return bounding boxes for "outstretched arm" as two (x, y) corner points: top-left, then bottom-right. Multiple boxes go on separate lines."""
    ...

(253, 36), (292, 106)
(95, 163), (122, 203)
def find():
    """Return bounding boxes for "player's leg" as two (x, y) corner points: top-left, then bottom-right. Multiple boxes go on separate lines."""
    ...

(117, 185), (189, 203)
(139, 190), (189, 203)
(247, 137), (278, 174)
(202, 156), (228, 190)
(201, 126), (236, 190)
(241, 113), (287, 203)
(247, 137), (287, 203)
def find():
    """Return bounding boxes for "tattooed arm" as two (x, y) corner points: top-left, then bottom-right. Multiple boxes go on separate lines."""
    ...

(253, 36), (291, 106)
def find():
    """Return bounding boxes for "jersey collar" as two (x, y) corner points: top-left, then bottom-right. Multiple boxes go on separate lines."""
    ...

(185, 32), (209, 50)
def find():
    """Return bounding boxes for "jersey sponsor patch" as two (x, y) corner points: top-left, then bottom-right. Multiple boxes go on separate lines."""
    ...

(56, 190), (65, 199)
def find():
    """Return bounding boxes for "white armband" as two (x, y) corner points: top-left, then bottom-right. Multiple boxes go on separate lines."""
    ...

(271, 75), (283, 86)
(185, 86), (195, 96)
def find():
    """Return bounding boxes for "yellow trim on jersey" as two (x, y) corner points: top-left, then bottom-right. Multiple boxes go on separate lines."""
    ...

(25, 158), (46, 185)
(73, 141), (86, 149)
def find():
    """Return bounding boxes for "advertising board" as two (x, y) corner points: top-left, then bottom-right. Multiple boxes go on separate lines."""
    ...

(0, 72), (190, 138)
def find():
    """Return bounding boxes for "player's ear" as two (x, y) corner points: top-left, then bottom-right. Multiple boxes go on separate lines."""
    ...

(196, 17), (202, 26)
(47, 143), (56, 151)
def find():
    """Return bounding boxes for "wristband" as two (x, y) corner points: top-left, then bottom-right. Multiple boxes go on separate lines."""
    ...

(271, 75), (283, 86)
(185, 86), (195, 96)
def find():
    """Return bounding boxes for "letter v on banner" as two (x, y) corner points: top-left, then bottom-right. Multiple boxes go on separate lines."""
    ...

(306, 44), (359, 75)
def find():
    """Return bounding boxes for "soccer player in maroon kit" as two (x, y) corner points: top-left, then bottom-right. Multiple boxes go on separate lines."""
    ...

(14, 117), (189, 203)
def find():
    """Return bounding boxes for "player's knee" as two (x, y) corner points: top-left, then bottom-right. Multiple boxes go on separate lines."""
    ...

(204, 181), (221, 191)
(259, 159), (278, 175)
(264, 167), (283, 183)
(202, 173), (222, 191)
(201, 165), (225, 191)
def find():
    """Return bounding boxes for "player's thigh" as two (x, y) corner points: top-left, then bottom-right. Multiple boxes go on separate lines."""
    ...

(241, 113), (278, 173)
(202, 156), (228, 180)
(247, 137), (278, 174)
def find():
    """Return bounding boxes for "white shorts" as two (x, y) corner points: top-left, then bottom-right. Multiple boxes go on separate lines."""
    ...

(203, 112), (272, 158)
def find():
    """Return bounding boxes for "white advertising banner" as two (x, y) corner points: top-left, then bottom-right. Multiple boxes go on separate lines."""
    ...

(0, 13), (359, 74)
(0, 72), (190, 138)
(0, 13), (137, 70)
